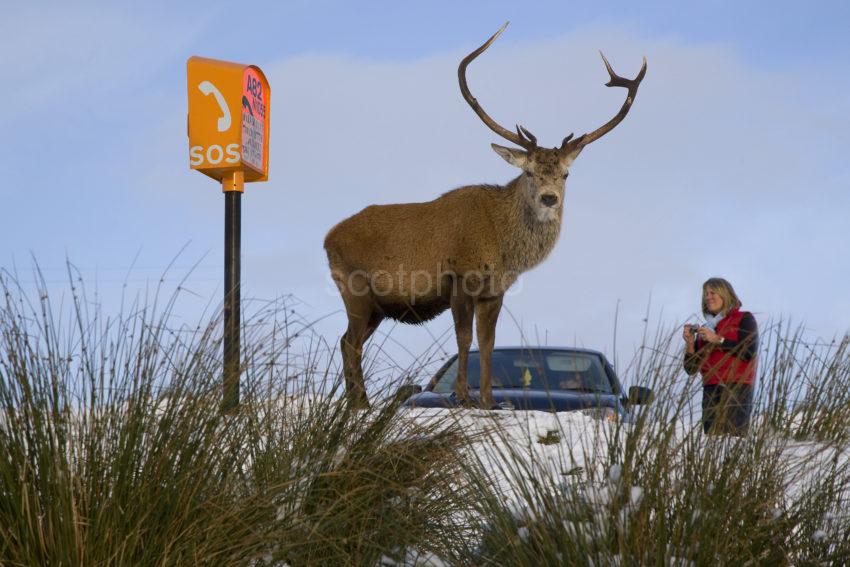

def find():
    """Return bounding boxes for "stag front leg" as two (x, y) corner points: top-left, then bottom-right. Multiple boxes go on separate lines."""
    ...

(476, 295), (503, 409)
(450, 284), (475, 407)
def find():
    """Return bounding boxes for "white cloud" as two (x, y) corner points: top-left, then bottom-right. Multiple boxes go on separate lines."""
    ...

(205, 29), (846, 370)
(9, 19), (848, 378)
(0, 3), (212, 128)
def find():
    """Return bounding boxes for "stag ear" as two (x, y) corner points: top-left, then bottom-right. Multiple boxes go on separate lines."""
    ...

(491, 144), (528, 168)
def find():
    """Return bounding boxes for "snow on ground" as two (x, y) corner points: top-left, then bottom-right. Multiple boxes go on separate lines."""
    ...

(400, 407), (850, 514)
(403, 408), (615, 499)
(262, 400), (850, 565)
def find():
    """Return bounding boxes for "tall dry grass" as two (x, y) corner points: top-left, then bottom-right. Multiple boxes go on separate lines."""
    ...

(2, 267), (849, 566)
(464, 322), (850, 566)
(0, 270), (473, 566)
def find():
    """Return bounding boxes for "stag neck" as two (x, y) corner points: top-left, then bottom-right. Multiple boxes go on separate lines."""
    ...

(504, 174), (527, 197)
(505, 175), (554, 224)
(497, 178), (563, 271)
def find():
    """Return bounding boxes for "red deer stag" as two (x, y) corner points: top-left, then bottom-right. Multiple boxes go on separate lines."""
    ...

(324, 23), (646, 408)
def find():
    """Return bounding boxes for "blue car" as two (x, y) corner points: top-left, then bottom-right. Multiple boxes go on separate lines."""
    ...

(399, 347), (652, 419)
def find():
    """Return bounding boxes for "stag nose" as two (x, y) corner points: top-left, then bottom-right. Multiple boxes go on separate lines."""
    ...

(540, 194), (558, 208)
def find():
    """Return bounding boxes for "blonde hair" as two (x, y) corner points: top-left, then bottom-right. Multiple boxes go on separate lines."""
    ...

(702, 277), (742, 317)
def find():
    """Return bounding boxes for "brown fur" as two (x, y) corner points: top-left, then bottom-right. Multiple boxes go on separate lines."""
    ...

(324, 26), (645, 408)
(324, 150), (574, 409)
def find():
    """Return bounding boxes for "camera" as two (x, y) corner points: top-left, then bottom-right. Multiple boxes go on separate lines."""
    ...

(688, 325), (700, 338)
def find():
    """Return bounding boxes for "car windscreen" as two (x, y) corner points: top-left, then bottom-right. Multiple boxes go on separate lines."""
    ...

(431, 350), (613, 394)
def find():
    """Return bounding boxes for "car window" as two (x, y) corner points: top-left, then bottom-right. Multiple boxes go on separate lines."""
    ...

(431, 350), (612, 393)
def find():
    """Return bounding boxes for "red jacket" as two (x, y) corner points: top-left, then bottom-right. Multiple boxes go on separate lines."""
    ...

(684, 308), (758, 385)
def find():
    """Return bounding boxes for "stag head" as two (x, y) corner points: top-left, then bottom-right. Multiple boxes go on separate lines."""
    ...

(459, 22), (647, 221)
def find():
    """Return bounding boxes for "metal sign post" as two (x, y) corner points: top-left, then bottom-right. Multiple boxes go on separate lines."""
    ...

(223, 172), (242, 412)
(187, 57), (270, 413)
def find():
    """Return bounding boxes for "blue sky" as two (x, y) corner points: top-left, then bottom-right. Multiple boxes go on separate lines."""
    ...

(2, 1), (849, 379)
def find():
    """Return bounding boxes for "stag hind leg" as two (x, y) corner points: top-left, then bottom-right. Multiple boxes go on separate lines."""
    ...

(337, 273), (382, 409)
(340, 316), (381, 409)
(475, 295), (503, 409)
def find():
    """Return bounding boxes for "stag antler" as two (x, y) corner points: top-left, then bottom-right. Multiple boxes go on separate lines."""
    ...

(565, 52), (647, 150)
(458, 22), (538, 150)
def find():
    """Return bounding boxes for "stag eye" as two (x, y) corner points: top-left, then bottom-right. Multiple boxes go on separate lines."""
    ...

(562, 172), (569, 180)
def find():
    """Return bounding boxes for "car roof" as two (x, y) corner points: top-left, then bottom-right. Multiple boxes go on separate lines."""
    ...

(463, 346), (607, 358)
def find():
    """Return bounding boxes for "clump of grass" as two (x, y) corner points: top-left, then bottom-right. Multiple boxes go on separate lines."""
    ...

(762, 323), (850, 444)
(244, 394), (476, 566)
(458, 322), (850, 565)
(0, 270), (269, 564)
(4, 264), (850, 565)
(0, 269), (474, 565)
(537, 429), (561, 446)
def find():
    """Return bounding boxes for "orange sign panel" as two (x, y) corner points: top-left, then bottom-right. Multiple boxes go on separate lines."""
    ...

(187, 57), (270, 185)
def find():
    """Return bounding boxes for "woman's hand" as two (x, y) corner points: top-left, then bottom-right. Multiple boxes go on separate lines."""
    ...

(682, 325), (696, 348)
(698, 328), (723, 344)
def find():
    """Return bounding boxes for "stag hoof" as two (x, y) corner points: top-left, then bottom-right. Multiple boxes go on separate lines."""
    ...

(451, 391), (475, 409)
(458, 397), (477, 409)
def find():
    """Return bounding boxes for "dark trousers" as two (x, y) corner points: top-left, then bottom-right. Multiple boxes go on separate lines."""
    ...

(702, 383), (754, 436)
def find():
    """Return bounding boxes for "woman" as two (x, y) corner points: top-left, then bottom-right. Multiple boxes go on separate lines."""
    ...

(683, 277), (758, 435)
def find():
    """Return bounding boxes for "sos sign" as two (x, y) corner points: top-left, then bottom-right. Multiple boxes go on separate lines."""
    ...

(187, 57), (270, 189)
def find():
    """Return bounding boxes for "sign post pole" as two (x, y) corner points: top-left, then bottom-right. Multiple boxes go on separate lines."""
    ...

(222, 172), (243, 412)
(187, 57), (270, 414)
